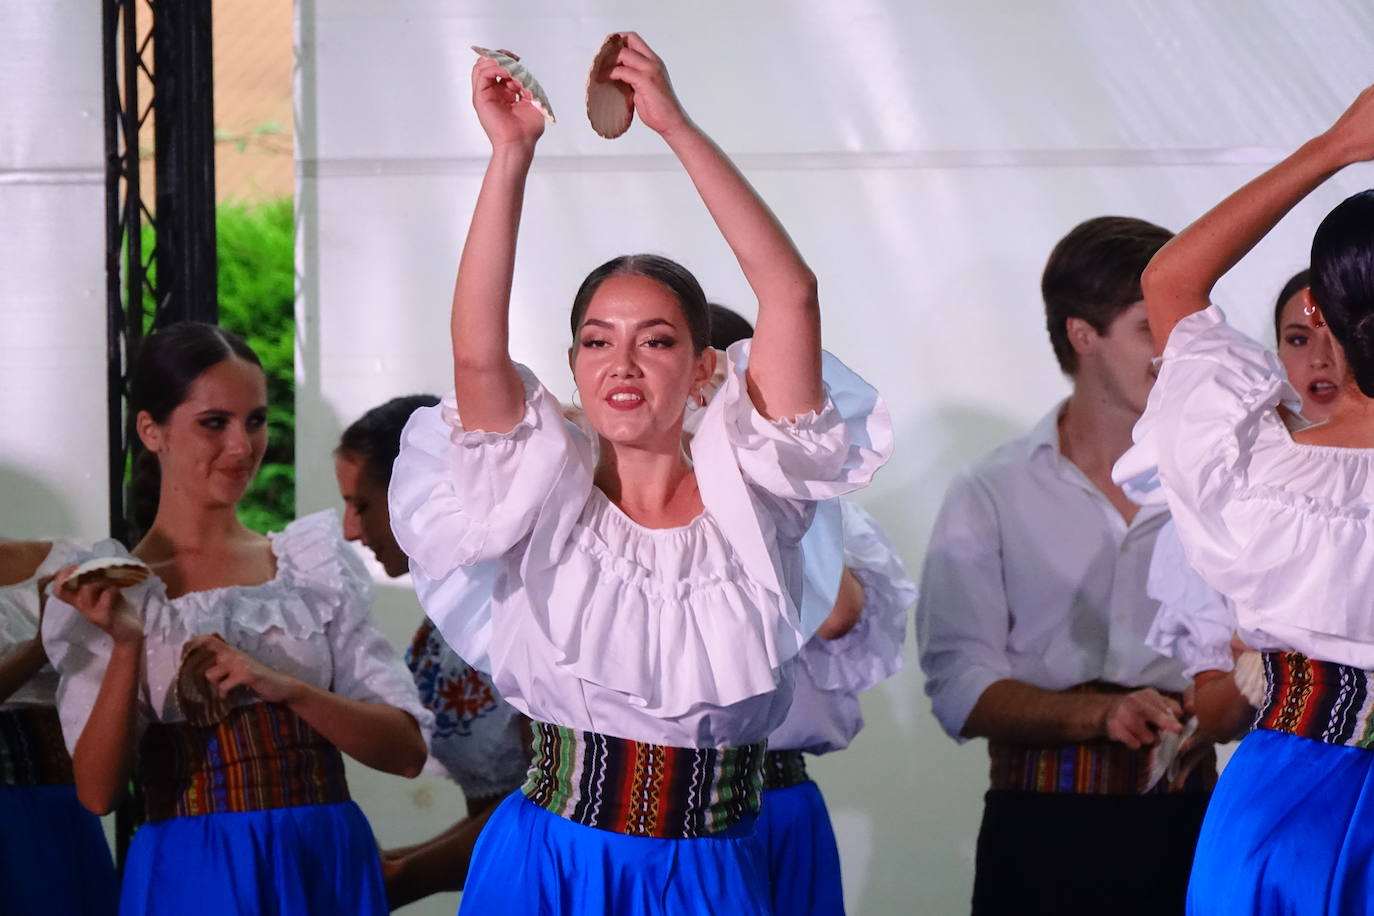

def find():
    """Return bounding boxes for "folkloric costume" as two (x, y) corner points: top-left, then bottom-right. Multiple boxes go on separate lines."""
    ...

(2, 539), (118, 916)
(405, 618), (528, 807)
(757, 500), (915, 916)
(1116, 305), (1374, 915)
(389, 341), (891, 915)
(43, 512), (433, 916)
(918, 401), (1211, 916)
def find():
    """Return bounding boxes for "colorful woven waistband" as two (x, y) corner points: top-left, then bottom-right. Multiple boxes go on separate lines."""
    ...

(1256, 652), (1374, 748)
(520, 722), (765, 839)
(988, 683), (1214, 795)
(762, 749), (810, 790)
(139, 702), (350, 822)
(0, 707), (74, 786)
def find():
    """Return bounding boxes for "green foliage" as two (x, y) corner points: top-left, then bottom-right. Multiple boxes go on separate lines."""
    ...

(217, 199), (296, 534)
(138, 198), (296, 535)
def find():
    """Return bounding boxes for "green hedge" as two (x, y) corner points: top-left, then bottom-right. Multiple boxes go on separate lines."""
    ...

(139, 198), (296, 535)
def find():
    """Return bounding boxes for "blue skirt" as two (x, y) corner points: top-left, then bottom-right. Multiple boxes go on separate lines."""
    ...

(1189, 729), (1374, 915)
(0, 785), (118, 916)
(756, 781), (845, 915)
(120, 800), (387, 915)
(458, 791), (772, 915)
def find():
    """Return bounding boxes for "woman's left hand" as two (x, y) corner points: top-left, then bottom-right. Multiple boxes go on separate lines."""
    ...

(184, 634), (302, 705)
(608, 33), (690, 137)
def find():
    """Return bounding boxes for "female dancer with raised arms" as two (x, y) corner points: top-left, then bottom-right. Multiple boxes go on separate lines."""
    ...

(1113, 85), (1374, 913)
(389, 33), (891, 915)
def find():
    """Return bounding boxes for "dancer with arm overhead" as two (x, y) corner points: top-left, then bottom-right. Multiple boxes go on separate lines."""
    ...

(389, 34), (891, 915)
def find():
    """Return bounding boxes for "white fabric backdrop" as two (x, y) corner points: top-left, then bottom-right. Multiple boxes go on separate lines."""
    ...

(291, 3), (1374, 914)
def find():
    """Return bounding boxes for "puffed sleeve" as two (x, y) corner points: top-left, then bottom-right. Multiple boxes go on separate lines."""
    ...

(277, 512), (434, 739)
(1114, 305), (1302, 581)
(40, 541), (154, 756)
(803, 501), (915, 693)
(1145, 521), (1237, 678)
(389, 365), (594, 581)
(915, 470), (1013, 742)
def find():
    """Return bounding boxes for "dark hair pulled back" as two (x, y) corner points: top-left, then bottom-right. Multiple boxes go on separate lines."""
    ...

(1310, 190), (1374, 397)
(707, 303), (755, 350)
(569, 254), (711, 354)
(128, 322), (262, 537)
(337, 395), (440, 485)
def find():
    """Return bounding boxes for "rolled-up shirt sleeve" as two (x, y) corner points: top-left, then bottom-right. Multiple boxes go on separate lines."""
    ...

(916, 470), (1013, 742)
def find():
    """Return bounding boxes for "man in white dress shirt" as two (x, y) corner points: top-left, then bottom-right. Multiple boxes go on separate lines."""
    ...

(916, 217), (1211, 916)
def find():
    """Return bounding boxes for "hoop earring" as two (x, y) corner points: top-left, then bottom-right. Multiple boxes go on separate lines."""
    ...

(571, 388), (583, 409)
(1304, 303), (1327, 328)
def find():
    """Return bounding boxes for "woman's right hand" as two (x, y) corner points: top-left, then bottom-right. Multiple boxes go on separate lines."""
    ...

(1323, 83), (1374, 164)
(53, 565), (143, 646)
(471, 53), (545, 151)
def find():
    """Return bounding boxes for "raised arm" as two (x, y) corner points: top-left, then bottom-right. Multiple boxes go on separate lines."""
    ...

(1142, 85), (1374, 351)
(610, 33), (822, 420)
(450, 53), (548, 432)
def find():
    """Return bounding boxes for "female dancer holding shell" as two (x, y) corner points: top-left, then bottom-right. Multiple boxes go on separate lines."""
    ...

(1113, 85), (1374, 914)
(389, 33), (891, 915)
(44, 322), (432, 916)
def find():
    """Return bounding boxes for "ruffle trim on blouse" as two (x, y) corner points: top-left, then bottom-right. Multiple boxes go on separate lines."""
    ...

(800, 502), (915, 694)
(1116, 305), (1301, 504)
(134, 510), (362, 642)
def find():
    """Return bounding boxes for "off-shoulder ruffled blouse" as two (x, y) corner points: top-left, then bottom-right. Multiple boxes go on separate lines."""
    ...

(1116, 305), (1374, 670)
(42, 511), (432, 756)
(768, 500), (915, 755)
(389, 341), (893, 748)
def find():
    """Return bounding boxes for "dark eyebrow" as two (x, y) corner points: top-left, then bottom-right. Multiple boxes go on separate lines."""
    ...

(581, 318), (677, 331)
(1281, 323), (1312, 333)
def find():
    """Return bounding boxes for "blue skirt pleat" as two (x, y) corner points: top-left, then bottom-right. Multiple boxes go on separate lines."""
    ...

(756, 782), (845, 916)
(457, 791), (772, 915)
(0, 784), (118, 916)
(119, 801), (387, 916)
(1189, 729), (1374, 915)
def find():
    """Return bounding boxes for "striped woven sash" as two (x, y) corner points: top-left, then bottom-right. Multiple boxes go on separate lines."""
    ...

(762, 748), (810, 790)
(988, 683), (1214, 795)
(1256, 652), (1374, 748)
(0, 707), (74, 786)
(520, 722), (765, 838)
(139, 702), (350, 822)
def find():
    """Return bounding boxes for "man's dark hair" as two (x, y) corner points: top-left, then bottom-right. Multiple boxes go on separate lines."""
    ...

(1042, 216), (1174, 374)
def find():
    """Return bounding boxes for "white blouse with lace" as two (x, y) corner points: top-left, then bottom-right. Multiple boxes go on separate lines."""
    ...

(1, 539), (115, 711)
(1116, 304), (1374, 670)
(41, 511), (432, 755)
(389, 341), (892, 749)
(768, 500), (915, 755)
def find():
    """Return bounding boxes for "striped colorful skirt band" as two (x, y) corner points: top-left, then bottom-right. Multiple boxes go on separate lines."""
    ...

(0, 706), (74, 786)
(1256, 651), (1374, 748)
(988, 682), (1215, 795)
(762, 749), (810, 790)
(520, 721), (765, 839)
(138, 702), (350, 822)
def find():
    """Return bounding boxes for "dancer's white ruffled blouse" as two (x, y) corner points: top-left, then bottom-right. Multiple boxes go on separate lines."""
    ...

(769, 500), (915, 755)
(1, 539), (113, 711)
(1144, 521), (1237, 678)
(1115, 304), (1374, 670)
(41, 511), (432, 755)
(389, 342), (892, 748)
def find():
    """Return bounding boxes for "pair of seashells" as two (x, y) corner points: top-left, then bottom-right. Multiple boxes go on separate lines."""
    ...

(472, 34), (635, 140)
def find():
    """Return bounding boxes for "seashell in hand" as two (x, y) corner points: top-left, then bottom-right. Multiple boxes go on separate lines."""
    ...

(586, 33), (634, 139)
(64, 556), (151, 590)
(175, 640), (233, 728)
(471, 46), (556, 123)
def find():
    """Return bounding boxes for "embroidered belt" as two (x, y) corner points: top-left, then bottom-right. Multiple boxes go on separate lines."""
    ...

(988, 683), (1214, 795)
(0, 707), (75, 786)
(520, 722), (765, 839)
(139, 703), (350, 822)
(1256, 652), (1374, 748)
(762, 749), (810, 790)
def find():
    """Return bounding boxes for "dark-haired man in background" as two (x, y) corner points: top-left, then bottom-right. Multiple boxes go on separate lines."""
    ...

(916, 217), (1211, 915)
